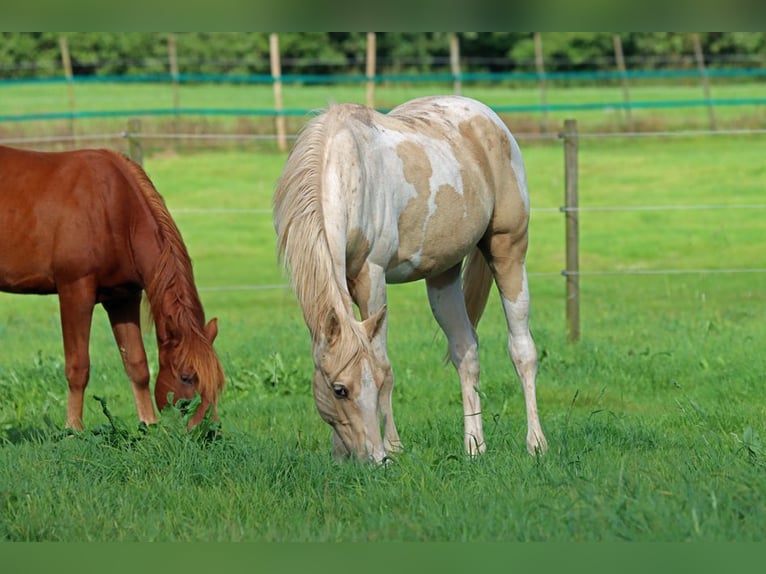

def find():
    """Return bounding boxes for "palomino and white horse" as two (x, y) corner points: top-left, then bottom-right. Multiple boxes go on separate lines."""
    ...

(274, 95), (547, 462)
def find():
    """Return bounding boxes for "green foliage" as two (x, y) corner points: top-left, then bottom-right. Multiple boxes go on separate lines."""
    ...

(226, 352), (308, 398)
(1, 32), (765, 79)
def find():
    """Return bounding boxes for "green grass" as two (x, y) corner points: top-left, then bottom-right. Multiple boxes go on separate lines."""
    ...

(1, 95), (765, 540)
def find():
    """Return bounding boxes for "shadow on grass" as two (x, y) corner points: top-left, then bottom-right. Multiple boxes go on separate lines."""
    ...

(1, 394), (220, 447)
(0, 419), (61, 445)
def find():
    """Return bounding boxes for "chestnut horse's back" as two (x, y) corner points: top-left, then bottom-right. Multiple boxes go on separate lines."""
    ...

(0, 144), (223, 430)
(0, 145), (159, 296)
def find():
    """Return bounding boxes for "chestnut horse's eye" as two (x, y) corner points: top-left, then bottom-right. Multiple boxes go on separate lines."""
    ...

(180, 372), (197, 386)
(332, 384), (349, 399)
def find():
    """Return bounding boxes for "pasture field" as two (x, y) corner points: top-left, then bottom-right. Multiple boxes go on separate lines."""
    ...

(1, 127), (765, 540)
(1, 79), (765, 143)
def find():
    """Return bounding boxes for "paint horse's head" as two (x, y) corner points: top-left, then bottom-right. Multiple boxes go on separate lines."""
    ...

(154, 316), (225, 428)
(311, 306), (388, 463)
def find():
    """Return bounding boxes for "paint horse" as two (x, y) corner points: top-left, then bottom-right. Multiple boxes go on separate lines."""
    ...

(0, 145), (225, 429)
(274, 95), (547, 462)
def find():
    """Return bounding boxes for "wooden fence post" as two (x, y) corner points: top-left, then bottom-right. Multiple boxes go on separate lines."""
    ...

(168, 33), (180, 112)
(449, 33), (461, 96)
(270, 33), (288, 152)
(562, 118), (580, 342)
(534, 32), (548, 133)
(167, 33), (180, 151)
(58, 35), (77, 148)
(692, 33), (717, 131)
(612, 34), (633, 130)
(366, 32), (376, 108)
(126, 118), (143, 166)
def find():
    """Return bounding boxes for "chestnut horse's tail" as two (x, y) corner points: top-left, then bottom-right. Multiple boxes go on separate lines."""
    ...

(462, 247), (494, 330)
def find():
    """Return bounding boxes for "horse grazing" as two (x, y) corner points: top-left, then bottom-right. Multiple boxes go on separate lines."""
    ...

(274, 95), (547, 463)
(0, 145), (225, 429)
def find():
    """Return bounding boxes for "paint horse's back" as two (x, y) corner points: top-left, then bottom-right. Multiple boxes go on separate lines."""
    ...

(321, 95), (531, 284)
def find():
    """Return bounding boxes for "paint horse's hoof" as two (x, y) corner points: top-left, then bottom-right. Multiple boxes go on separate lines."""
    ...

(527, 431), (548, 456)
(465, 434), (487, 457)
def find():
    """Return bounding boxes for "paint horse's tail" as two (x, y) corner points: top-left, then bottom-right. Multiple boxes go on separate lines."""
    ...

(462, 248), (494, 330)
(440, 248), (493, 364)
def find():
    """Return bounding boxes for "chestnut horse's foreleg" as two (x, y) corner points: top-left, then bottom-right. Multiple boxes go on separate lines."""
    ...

(426, 264), (486, 456)
(57, 277), (98, 430)
(103, 293), (157, 426)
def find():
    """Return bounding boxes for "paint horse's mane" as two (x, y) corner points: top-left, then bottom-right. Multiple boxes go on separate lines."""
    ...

(273, 107), (369, 360)
(112, 152), (224, 402)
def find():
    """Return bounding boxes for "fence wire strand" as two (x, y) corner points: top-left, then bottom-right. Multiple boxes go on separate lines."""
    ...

(2, 128), (763, 293)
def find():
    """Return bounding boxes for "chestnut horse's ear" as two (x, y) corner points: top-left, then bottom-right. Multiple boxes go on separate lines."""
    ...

(361, 305), (386, 341)
(205, 317), (219, 343)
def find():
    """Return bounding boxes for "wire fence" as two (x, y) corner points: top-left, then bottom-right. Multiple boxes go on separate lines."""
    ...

(2, 127), (763, 323)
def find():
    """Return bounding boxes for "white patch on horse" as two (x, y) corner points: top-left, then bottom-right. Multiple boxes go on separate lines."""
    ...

(358, 359), (385, 462)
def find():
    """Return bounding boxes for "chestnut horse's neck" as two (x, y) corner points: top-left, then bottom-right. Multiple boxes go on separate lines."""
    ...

(111, 154), (206, 340)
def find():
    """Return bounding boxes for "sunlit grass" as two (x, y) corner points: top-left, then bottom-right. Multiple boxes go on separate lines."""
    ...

(0, 99), (765, 541)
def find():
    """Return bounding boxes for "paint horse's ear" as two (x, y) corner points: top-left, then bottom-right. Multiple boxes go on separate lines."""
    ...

(205, 317), (219, 343)
(361, 305), (386, 341)
(324, 307), (342, 346)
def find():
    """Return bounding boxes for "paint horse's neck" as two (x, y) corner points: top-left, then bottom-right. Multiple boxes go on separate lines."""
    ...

(273, 112), (358, 343)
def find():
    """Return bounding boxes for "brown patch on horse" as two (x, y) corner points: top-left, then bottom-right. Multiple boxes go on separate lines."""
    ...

(390, 122), (497, 281)
(457, 115), (529, 302)
(390, 140), (432, 270)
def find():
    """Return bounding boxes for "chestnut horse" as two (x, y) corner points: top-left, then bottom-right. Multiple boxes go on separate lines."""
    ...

(274, 95), (547, 463)
(0, 145), (225, 429)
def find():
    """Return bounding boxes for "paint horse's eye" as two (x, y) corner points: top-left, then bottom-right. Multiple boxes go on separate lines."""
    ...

(332, 384), (349, 399)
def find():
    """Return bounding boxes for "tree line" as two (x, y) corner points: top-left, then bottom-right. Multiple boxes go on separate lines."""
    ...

(1, 32), (764, 78)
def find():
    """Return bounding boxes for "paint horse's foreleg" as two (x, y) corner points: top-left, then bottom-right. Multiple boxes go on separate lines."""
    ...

(487, 233), (548, 455)
(103, 292), (157, 426)
(347, 263), (401, 456)
(426, 264), (486, 456)
(57, 277), (98, 430)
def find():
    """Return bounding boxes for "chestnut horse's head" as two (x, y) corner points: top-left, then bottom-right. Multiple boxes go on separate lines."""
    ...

(154, 316), (225, 427)
(111, 151), (226, 429)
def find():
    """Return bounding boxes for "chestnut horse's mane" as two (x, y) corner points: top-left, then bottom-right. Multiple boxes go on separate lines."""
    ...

(111, 152), (224, 402)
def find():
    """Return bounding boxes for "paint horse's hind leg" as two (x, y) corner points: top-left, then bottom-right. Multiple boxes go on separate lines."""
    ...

(103, 292), (157, 425)
(426, 264), (486, 456)
(487, 232), (548, 455)
(57, 277), (98, 430)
